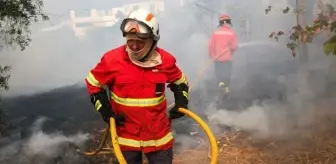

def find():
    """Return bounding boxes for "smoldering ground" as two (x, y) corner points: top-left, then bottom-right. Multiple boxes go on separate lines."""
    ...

(0, 117), (90, 164)
(0, 85), (100, 164)
(199, 42), (336, 140)
(0, 84), (201, 163)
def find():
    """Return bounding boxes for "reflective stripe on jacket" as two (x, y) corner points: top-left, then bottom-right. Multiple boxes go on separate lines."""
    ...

(85, 45), (188, 153)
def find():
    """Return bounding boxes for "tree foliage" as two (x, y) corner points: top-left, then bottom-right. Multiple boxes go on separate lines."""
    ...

(0, 0), (48, 134)
(0, 0), (49, 51)
(0, 65), (9, 134)
(0, 66), (11, 91)
(267, 6), (336, 57)
(0, 0), (48, 91)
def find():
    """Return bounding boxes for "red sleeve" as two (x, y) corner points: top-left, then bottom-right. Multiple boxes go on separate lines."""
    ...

(231, 31), (238, 52)
(85, 54), (114, 95)
(166, 56), (188, 85)
(208, 33), (215, 57)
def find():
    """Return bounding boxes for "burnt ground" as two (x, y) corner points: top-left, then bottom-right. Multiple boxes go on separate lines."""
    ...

(1, 78), (335, 164)
(174, 98), (336, 164)
(0, 84), (205, 164)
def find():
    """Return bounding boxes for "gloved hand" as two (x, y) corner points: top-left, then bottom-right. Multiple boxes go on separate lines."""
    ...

(90, 90), (125, 126)
(168, 83), (189, 120)
(169, 105), (187, 119)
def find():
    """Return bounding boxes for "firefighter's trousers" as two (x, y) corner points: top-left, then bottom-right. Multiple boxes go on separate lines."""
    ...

(121, 147), (173, 164)
(214, 60), (233, 110)
(214, 60), (232, 91)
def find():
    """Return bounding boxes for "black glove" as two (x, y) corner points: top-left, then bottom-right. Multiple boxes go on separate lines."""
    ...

(168, 83), (189, 119)
(90, 90), (125, 126)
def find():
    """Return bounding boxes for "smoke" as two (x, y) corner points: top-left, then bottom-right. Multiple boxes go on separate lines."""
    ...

(206, 100), (315, 138)
(1, 0), (336, 159)
(0, 117), (90, 164)
(0, 0), (296, 97)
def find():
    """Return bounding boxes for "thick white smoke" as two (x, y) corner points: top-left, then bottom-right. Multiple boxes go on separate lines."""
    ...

(0, 117), (90, 163)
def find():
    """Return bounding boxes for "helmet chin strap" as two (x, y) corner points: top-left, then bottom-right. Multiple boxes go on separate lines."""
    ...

(139, 40), (157, 62)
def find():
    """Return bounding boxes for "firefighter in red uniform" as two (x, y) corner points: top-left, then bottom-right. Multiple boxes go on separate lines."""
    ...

(85, 9), (189, 164)
(208, 14), (237, 93)
(208, 14), (237, 109)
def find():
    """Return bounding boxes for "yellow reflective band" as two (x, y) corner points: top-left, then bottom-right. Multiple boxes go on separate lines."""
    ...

(86, 72), (101, 87)
(118, 132), (174, 148)
(182, 91), (188, 100)
(95, 100), (102, 111)
(111, 92), (165, 107)
(173, 74), (188, 85)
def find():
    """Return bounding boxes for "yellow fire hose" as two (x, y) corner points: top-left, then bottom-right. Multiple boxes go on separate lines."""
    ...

(84, 108), (218, 164)
(83, 54), (225, 163)
(109, 117), (128, 163)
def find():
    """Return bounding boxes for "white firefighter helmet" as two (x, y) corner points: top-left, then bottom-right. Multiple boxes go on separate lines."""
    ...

(120, 8), (160, 41)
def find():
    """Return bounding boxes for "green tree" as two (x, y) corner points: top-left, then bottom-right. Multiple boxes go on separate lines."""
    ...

(0, 0), (48, 134)
(267, 6), (336, 56)
(266, 1), (336, 111)
(0, 66), (10, 91)
(0, 0), (48, 50)
(0, 0), (48, 89)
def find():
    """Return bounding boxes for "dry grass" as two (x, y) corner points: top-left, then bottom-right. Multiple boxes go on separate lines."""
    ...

(173, 104), (336, 164)
(174, 130), (336, 164)
(86, 100), (336, 164)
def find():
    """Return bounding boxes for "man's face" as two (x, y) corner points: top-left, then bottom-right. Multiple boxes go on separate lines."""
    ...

(126, 34), (154, 60)
(126, 34), (153, 52)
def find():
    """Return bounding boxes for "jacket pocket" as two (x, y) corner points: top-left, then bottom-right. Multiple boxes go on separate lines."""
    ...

(119, 123), (140, 136)
(151, 117), (170, 134)
(115, 76), (137, 85)
(114, 76), (137, 97)
(148, 72), (167, 83)
(147, 73), (167, 97)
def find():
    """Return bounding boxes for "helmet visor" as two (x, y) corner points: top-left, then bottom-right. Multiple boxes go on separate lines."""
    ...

(120, 18), (153, 39)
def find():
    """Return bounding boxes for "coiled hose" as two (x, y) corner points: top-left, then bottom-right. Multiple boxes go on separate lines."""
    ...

(84, 55), (222, 163)
(84, 108), (218, 164)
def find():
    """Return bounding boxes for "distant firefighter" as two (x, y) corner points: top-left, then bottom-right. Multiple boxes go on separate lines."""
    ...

(208, 14), (237, 98)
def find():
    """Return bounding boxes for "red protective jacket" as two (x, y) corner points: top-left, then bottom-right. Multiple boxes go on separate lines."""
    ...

(85, 45), (188, 153)
(208, 25), (237, 62)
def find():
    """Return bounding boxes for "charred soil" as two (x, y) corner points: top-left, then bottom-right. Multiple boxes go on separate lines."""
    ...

(173, 100), (336, 164)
